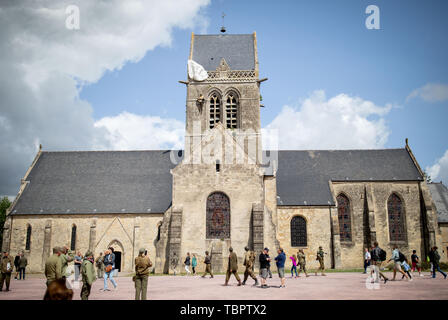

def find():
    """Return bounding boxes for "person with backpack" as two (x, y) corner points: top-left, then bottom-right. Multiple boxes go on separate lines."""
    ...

(387, 246), (409, 281)
(370, 241), (389, 284)
(401, 257), (413, 281)
(184, 252), (192, 275)
(431, 246), (447, 279)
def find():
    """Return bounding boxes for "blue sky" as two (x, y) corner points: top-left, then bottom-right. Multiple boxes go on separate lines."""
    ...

(80, 0), (448, 173)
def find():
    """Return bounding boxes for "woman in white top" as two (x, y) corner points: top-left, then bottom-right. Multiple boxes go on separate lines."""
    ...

(363, 248), (371, 274)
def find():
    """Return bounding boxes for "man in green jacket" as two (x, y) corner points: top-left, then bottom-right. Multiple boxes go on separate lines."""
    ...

(59, 245), (74, 278)
(242, 246), (258, 286)
(315, 246), (326, 276)
(81, 250), (96, 300)
(45, 247), (62, 286)
(18, 252), (28, 280)
(134, 248), (152, 300)
(225, 247), (241, 286)
(0, 251), (15, 291)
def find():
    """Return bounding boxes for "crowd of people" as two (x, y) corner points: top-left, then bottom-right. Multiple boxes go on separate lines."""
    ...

(0, 242), (446, 299)
(363, 242), (447, 283)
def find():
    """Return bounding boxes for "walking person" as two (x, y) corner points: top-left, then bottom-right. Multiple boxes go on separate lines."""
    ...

(171, 252), (179, 275)
(201, 251), (213, 278)
(259, 248), (271, 288)
(0, 251), (15, 292)
(18, 252), (28, 280)
(45, 247), (62, 286)
(242, 246), (258, 286)
(275, 248), (286, 288)
(297, 249), (309, 277)
(387, 246), (409, 281)
(102, 249), (117, 291)
(289, 254), (298, 278)
(81, 250), (96, 300)
(315, 246), (326, 276)
(14, 252), (20, 280)
(370, 241), (388, 284)
(363, 248), (371, 274)
(74, 251), (82, 281)
(134, 248), (152, 300)
(225, 247), (241, 286)
(401, 257), (413, 281)
(431, 246), (447, 279)
(410, 250), (422, 277)
(428, 247), (435, 276)
(265, 248), (272, 278)
(184, 252), (192, 275)
(192, 254), (197, 275)
(95, 252), (104, 279)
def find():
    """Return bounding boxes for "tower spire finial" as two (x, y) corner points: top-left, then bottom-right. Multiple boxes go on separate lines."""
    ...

(220, 12), (226, 33)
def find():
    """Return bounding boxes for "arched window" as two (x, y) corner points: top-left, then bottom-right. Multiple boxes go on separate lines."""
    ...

(337, 194), (352, 242)
(25, 225), (32, 250)
(209, 93), (221, 129)
(388, 193), (407, 242)
(206, 192), (230, 239)
(290, 216), (307, 247)
(225, 92), (238, 129)
(70, 225), (77, 251)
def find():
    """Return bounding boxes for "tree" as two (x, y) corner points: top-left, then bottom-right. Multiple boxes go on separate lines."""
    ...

(0, 197), (11, 250)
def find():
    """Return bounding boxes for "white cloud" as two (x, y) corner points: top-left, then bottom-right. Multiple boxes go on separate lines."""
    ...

(406, 83), (448, 103)
(426, 150), (448, 183)
(264, 90), (392, 150)
(0, 0), (209, 197)
(94, 112), (184, 150)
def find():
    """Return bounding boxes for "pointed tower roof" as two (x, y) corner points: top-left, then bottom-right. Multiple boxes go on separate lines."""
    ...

(190, 33), (257, 71)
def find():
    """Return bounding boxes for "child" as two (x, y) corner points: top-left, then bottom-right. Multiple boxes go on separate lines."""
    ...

(289, 254), (298, 278)
(401, 258), (413, 281)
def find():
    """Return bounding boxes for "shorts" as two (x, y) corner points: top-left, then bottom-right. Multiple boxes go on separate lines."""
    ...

(394, 262), (402, 271)
(278, 267), (285, 278)
(260, 268), (268, 279)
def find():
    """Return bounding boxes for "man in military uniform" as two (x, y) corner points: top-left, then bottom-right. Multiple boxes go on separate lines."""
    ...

(225, 247), (241, 286)
(0, 251), (15, 291)
(201, 251), (213, 278)
(315, 246), (326, 276)
(81, 250), (96, 300)
(45, 247), (63, 286)
(134, 248), (152, 300)
(59, 245), (74, 278)
(242, 246), (258, 286)
(297, 249), (309, 277)
(95, 252), (104, 279)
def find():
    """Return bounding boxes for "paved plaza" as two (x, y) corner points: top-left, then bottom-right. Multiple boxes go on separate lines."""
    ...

(0, 272), (447, 300)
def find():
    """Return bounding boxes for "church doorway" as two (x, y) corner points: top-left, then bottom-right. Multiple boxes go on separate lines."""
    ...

(114, 251), (122, 272)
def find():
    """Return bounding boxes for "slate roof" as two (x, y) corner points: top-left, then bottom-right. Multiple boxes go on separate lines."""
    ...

(11, 150), (182, 215)
(428, 182), (448, 223)
(273, 149), (423, 206)
(10, 148), (423, 215)
(192, 34), (255, 71)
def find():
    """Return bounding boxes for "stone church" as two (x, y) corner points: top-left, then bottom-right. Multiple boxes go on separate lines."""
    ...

(2, 32), (447, 273)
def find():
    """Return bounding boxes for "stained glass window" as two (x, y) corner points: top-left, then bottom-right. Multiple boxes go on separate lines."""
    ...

(209, 93), (220, 129)
(388, 193), (407, 242)
(70, 225), (77, 251)
(291, 216), (307, 247)
(225, 93), (238, 129)
(25, 225), (32, 250)
(206, 192), (230, 239)
(337, 194), (352, 242)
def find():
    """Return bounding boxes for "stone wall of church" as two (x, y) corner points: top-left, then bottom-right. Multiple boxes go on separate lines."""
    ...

(276, 206), (333, 272)
(171, 162), (265, 273)
(437, 223), (448, 263)
(7, 214), (163, 273)
(332, 181), (426, 268)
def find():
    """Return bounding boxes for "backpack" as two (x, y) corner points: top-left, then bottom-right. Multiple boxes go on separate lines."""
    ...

(379, 248), (387, 261)
(398, 251), (406, 263)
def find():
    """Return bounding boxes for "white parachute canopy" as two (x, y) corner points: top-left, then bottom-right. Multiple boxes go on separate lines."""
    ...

(187, 59), (208, 81)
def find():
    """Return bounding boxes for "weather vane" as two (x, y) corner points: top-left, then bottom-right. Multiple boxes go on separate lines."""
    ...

(220, 12), (226, 33)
